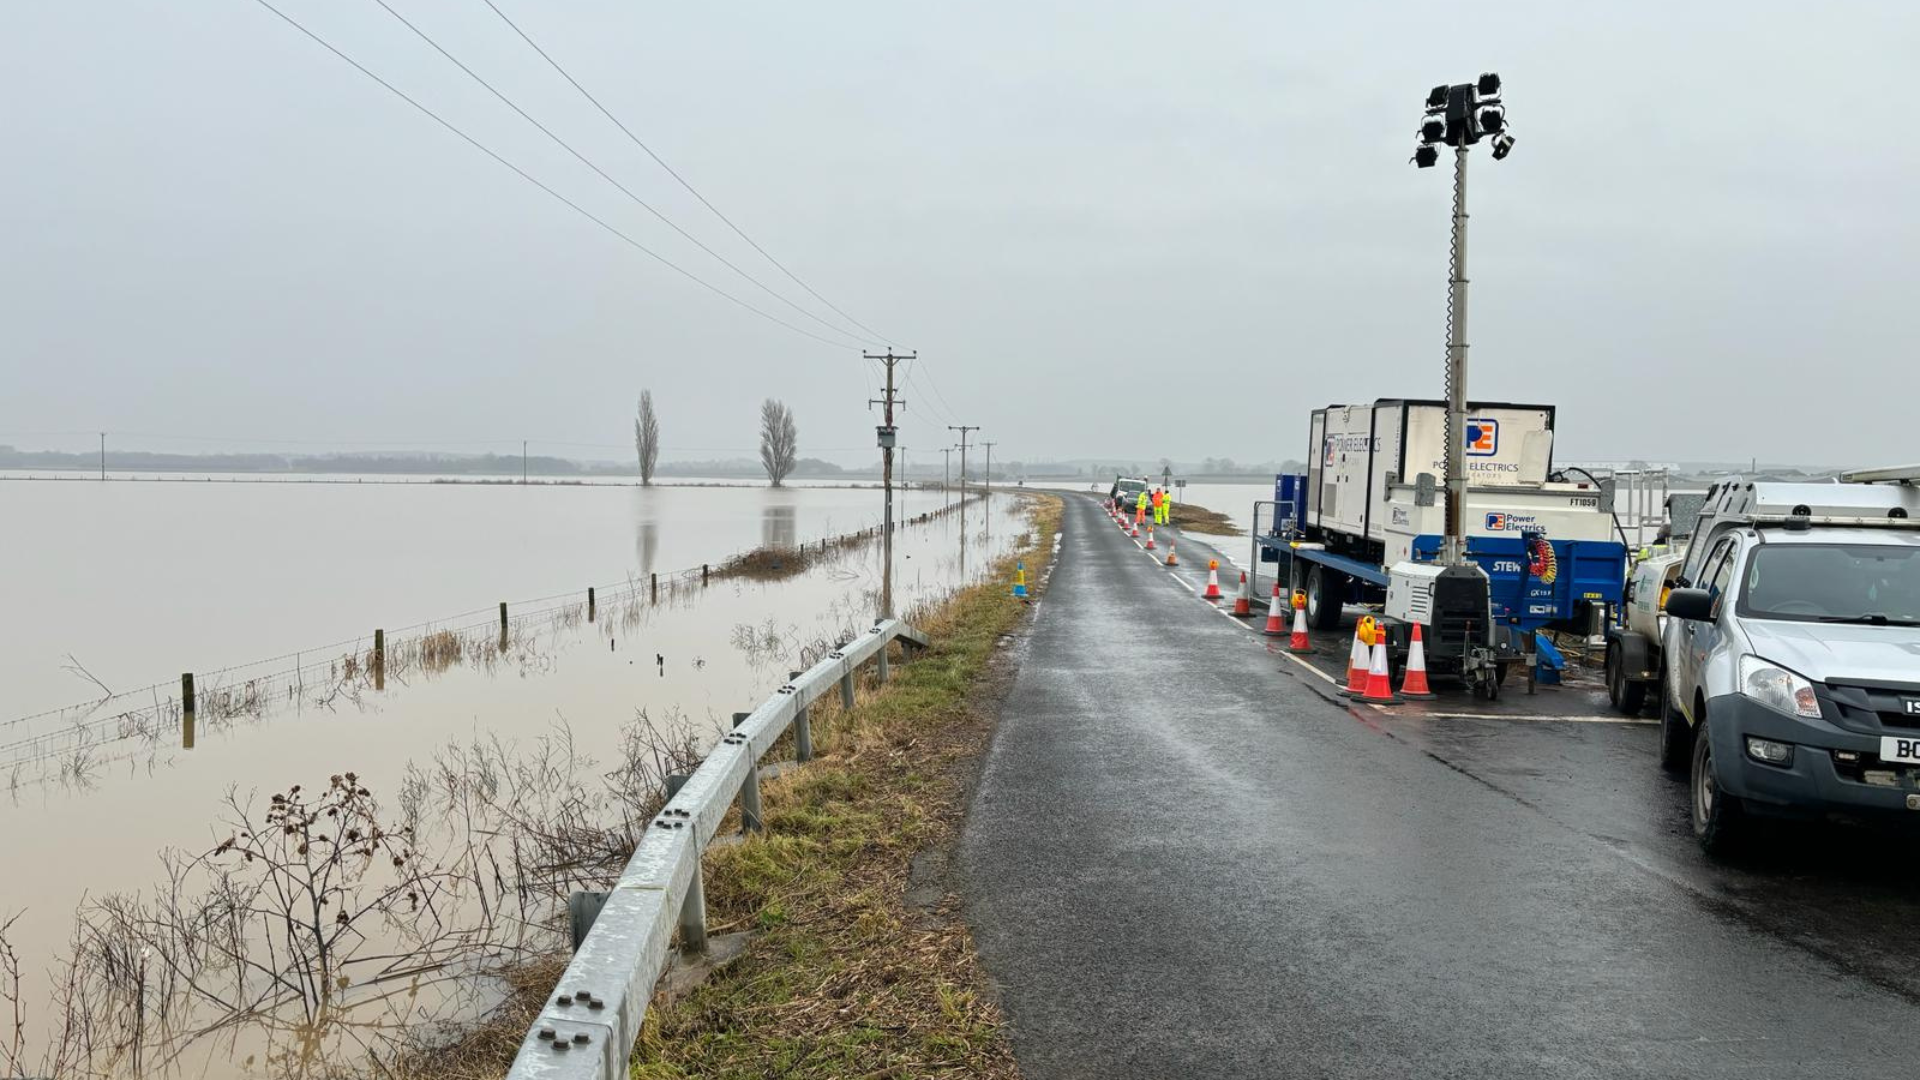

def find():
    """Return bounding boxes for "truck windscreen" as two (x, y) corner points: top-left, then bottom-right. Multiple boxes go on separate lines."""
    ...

(1739, 543), (1920, 625)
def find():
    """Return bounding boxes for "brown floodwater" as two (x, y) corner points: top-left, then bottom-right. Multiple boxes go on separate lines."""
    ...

(0, 478), (1036, 1078)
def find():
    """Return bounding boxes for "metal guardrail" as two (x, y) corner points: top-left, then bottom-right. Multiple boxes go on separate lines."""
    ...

(504, 617), (930, 1079)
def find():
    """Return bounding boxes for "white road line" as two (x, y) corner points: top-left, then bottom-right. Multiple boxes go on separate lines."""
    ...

(1106, 508), (1655, 726)
(1281, 650), (1340, 685)
(1416, 711), (1658, 726)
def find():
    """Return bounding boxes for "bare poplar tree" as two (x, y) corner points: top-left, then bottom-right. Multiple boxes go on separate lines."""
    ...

(759, 398), (798, 487)
(635, 391), (660, 485)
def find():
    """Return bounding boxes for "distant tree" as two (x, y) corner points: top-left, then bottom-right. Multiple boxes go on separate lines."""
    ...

(635, 390), (661, 485)
(759, 398), (798, 486)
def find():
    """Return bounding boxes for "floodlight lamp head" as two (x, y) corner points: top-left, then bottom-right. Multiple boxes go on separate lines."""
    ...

(1426, 84), (1450, 109)
(1478, 107), (1505, 134)
(1413, 144), (1440, 168)
(1420, 117), (1446, 143)
(1490, 133), (1515, 160)
(1477, 72), (1501, 96)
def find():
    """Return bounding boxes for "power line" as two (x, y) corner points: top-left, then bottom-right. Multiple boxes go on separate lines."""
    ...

(916, 359), (963, 421)
(906, 364), (957, 427)
(241, 0), (854, 350)
(478, 0), (894, 346)
(364, 0), (868, 350)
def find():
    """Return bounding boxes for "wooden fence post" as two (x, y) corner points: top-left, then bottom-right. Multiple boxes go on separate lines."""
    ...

(181, 672), (196, 750)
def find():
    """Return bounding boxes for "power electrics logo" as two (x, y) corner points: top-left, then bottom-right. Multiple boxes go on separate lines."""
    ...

(1466, 418), (1499, 456)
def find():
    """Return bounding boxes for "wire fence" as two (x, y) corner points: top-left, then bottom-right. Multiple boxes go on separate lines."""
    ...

(1, 495), (985, 777)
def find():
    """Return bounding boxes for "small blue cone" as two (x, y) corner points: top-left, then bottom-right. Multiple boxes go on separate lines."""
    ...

(1011, 560), (1028, 599)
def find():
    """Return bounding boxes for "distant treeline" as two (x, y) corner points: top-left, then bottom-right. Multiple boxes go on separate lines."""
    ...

(0, 446), (857, 479)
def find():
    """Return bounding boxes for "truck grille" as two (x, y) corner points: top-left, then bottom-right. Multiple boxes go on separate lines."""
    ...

(1824, 681), (1920, 732)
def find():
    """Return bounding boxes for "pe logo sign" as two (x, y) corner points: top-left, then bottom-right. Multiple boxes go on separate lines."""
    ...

(1466, 418), (1498, 456)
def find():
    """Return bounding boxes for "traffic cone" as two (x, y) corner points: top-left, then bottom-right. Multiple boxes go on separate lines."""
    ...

(1130, 519), (1141, 538)
(1232, 571), (1252, 615)
(1201, 560), (1224, 601)
(1145, 527), (1156, 550)
(1165, 542), (1179, 567)
(1343, 622), (1370, 697)
(1361, 639), (1401, 705)
(1262, 583), (1286, 635)
(1288, 592), (1313, 653)
(1011, 561), (1029, 600)
(1400, 623), (1435, 698)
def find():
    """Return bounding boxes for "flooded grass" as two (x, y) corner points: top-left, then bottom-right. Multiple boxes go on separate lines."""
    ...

(1169, 499), (1238, 535)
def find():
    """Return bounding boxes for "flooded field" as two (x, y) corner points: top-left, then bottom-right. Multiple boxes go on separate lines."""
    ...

(0, 476), (1037, 1079)
(5, 476), (946, 719)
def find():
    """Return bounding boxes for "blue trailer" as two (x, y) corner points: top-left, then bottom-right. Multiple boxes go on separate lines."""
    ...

(1255, 400), (1628, 679)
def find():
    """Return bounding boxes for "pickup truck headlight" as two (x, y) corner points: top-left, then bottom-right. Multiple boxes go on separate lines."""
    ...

(1738, 655), (1821, 720)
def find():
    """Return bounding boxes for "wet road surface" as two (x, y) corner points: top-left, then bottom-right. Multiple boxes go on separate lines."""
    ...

(960, 492), (1920, 1079)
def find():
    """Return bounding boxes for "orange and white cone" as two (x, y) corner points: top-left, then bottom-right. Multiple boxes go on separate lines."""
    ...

(1232, 571), (1252, 615)
(1361, 639), (1401, 705)
(1262, 583), (1286, 635)
(1200, 560), (1224, 600)
(1130, 518), (1141, 538)
(1343, 623), (1370, 697)
(1400, 623), (1436, 698)
(1288, 592), (1313, 653)
(1165, 542), (1179, 567)
(1145, 527), (1156, 550)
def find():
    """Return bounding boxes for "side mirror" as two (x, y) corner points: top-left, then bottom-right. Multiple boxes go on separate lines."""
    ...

(1665, 587), (1716, 622)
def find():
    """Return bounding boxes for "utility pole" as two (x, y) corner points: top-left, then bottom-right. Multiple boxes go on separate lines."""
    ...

(99, 432), (106, 481)
(522, 440), (528, 485)
(941, 448), (953, 494)
(866, 350), (914, 619)
(948, 425), (978, 500)
(982, 442), (996, 498)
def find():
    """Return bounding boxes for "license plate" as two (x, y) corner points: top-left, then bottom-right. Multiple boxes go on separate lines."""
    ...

(1880, 736), (1920, 764)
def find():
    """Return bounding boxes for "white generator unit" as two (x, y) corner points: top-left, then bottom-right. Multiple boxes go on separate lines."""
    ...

(1308, 399), (1558, 543)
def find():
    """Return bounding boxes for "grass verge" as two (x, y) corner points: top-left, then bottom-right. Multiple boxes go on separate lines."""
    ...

(633, 493), (1059, 1078)
(382, 493), (1060, 1080)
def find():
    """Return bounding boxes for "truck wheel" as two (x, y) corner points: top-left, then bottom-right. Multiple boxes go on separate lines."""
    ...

(1691, 713), (1748, 856)
(1657, 681), (1691, 773)
(1304, 564), (1345, 631)
(1606, 644), (1648, 715)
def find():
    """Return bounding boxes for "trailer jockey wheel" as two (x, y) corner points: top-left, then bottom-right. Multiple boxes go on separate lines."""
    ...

(1477, 670), (1501, 701)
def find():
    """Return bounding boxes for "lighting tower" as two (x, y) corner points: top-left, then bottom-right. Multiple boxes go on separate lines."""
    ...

(1412, 72), (1514, 567)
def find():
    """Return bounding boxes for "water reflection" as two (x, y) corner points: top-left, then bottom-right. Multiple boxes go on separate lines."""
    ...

(635, 519), (659, 573)
(761, 504), (797, 548)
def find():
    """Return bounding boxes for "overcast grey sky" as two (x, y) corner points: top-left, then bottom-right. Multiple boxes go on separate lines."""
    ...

(3, 1), (1915, 469)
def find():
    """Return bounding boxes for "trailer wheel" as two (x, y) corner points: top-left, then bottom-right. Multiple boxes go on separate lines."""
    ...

(1304, 564), (1345, 631)
(1605, 643), (1648, 715)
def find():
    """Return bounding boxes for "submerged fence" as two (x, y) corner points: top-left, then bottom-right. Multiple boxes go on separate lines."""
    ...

(504, 617), (928, 1079)
(1, 497), (982, 775)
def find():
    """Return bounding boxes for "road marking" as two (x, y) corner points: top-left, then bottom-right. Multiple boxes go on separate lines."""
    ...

(1280, 650), (1339, 685)
(1104, 506), (1649, 725)
(1415, 710), (1658, 726)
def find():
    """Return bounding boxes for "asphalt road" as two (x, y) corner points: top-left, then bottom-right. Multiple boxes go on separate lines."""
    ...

(960, 492), (1920, 1079)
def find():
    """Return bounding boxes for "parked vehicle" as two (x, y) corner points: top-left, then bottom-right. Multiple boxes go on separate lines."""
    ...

(1257, 399), (1627, 692)
(1109, 475), (1150, 508)
(1651, 468), (1920, 854)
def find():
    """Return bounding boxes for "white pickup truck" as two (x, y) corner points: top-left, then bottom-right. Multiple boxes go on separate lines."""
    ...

(1639, 468), (1920, 855)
